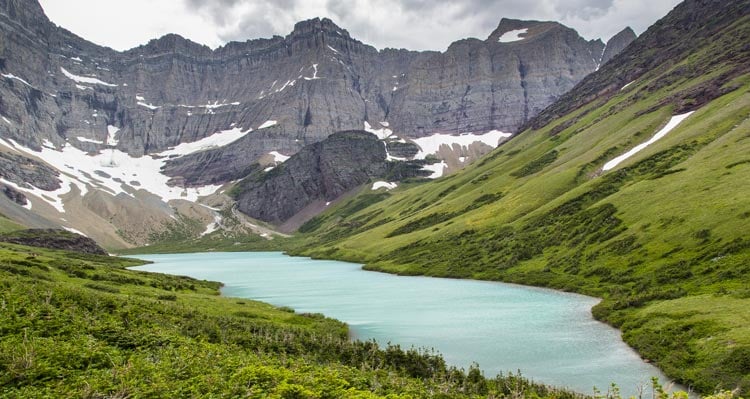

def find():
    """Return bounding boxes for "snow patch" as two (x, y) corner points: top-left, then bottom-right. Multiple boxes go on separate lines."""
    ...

(201, 214), (223, 237)
(70, 57), (82, 63)
(621, 81), (636, 91)
(0, 174), (78, 213)
(364, 121), (393, 140)
(1, 137), (223, 206)
(137, 102), (160, 110)
(63, 226), (88, 237)
(107, 126), (120, 146)
(200, 101), (241, 110)
(327, 45), (340, 54)
(159, 128), (252, 157)
(372, 181), (398, 190)
(602, 112), (695, 171)
(303, 64), (321, 80)
(258, 120), (277, 129)
(498, 28), (528, 43)
(2, 116), (12, 125)
(269, 151), (290, 163)
(412, 130), (511, 159)
(60, 67), (117, 87)
(2, 73), (33, 87)
(77, 137), (103, 145)
(422, 161), (447, 179)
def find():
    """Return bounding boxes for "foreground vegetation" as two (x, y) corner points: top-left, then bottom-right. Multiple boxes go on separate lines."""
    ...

(1, 239), (597, 398)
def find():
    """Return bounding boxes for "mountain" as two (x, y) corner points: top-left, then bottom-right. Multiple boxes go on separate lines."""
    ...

(0, 0), (631, 247)
(291, 0), (750, 394)
(600, 27), (637, 66)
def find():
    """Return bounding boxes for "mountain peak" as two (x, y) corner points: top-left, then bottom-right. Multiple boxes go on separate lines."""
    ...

(600, 27), (637, 65)
(131, 33), (212, 56)
(488, 18), (567, 43)
(289, 17), (351, 39)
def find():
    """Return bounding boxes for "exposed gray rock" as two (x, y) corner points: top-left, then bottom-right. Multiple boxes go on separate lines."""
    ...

(2, 183), (26, 205)
(234, 131), (427, 224)
(600, 27), (637, 66)
(0, 151), (60, 191)
(0, 2), (630, 188)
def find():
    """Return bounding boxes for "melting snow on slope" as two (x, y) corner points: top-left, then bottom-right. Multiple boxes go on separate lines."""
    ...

(107, 126), (120, 146)
(137, 102), (160, 110)
(258, 120), (278, 129)
(159, 128), (252, 157)
(372, 181), (398, 190)
(621, 81), (636, 91)
(77, 137), (103, 144)
(2, 116), (12, 125)
(0, 173), (79, 213)
(60, 67), (117, 87)
(422, 161), (448, 179)
(0, 136), (227, 211)
(269, 151), (290, 163)
(364, 121), (393, 140)
(62, 226), (88, 237)
(498, 28), (528, 43)
(303, 64), (321, 80)
(2, 73), (33, 87)
(602, 111), (695, 171)
(201, 214), (223, 237)
(411, 130), (511, 159)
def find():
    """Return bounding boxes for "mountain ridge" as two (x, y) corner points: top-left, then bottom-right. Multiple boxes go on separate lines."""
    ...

(0, 0), (634, 247)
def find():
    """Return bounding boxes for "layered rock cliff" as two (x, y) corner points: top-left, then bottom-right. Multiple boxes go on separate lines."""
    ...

(0, 0), (635, 245)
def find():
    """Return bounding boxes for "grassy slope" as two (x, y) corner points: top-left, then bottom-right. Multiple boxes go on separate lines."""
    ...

(0, 213), (23, 234)
(0, 240), (587, 398)
(290, 16), (750, 395)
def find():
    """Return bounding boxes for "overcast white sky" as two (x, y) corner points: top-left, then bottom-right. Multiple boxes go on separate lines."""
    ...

(38, 0), (683, 52)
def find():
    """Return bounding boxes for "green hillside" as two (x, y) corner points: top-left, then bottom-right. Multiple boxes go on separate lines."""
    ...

(0, 213), (23, 234)
(292, 1), (750, 394)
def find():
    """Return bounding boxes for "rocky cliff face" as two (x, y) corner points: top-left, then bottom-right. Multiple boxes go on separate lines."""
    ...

(0, 0), (635, 245)
(234, 131), (427, 225)
(600, 27), (637, 66)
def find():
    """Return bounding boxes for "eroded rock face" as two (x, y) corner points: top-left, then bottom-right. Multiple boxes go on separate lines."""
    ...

(234, 131), (426, 224)
(0, 2), (629, 188)
(0, 152), (60, 191)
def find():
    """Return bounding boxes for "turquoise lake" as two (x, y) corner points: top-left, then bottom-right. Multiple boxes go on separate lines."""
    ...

(131, 251), (678, 396)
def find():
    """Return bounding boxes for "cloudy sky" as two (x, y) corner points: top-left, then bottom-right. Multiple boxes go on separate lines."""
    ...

(38, 0), (682, 52)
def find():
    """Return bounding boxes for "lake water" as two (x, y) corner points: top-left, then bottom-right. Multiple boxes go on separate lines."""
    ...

(131, 251), (677, 396)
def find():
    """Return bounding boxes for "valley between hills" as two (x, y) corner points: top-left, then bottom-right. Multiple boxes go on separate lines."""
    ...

(1, 0), (749, 397)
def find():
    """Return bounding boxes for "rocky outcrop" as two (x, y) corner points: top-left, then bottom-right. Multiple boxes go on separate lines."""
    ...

(234, 131), (427, 224)
(600, 27), (637, 66)
(1, 183), (26, 205)
(0, 151), (60, 191)
(0, 228), (108, 255)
